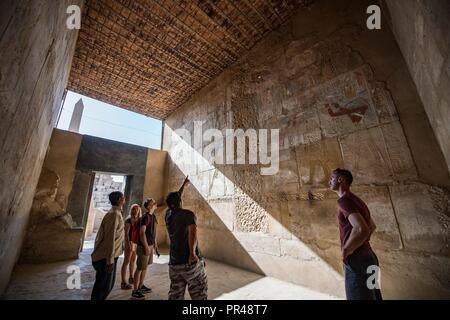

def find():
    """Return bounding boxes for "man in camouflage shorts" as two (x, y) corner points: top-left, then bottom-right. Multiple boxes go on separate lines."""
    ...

(165, 176), (208, 300)
(168, 259), (208, 300)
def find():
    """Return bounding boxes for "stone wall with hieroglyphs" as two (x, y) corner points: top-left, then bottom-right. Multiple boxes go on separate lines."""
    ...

(163, 0), (450, 298)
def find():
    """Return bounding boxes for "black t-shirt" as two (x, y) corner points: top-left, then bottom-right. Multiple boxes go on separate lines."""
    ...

(138, 213), (157, 246)
(165, 208), (201, 265)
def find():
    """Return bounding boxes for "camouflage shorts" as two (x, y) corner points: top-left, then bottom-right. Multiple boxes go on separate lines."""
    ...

(168, 260), (208, 300)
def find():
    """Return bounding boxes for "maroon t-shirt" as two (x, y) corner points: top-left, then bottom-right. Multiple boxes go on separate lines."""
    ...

(337, 191), (372, 257)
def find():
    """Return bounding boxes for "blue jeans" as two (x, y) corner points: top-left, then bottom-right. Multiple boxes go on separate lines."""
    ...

(344, 251), (383, 300)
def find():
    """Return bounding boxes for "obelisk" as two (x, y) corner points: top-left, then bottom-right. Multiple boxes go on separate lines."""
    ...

(68, 98), (84, 133)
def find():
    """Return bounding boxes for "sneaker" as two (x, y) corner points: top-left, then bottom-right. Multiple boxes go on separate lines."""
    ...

(139, 285), (152, 294)
(121, 282), (132, 290)
(131, 290), (145, 300)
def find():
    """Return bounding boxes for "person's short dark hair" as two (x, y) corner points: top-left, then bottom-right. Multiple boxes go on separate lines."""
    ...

(143, 198), (155, 209)
(333, 168), (353, 185)
(166, 192), (181, 209)
(109, 191), (124, 206)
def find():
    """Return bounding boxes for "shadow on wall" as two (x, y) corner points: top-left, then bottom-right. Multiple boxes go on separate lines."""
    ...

(163, 0), (450, 299)
(168, 164), (264, 276)
(166, 120), (450, 299)
(166, 131), (345, 297)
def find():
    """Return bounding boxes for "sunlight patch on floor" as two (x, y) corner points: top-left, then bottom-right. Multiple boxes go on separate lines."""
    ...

(214, 277), (341, 300)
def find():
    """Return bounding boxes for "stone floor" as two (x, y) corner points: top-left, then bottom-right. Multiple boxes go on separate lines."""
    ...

(4, 237), (339, 300)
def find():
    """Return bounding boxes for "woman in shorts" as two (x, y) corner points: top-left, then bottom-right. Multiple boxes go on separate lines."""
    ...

(121, 204), (141, 289)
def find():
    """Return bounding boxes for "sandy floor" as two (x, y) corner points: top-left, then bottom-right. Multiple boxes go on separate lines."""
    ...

(3, 237), (339, 300)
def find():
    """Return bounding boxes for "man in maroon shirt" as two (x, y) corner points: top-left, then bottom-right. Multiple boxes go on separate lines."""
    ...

(329, 168), (382, 300)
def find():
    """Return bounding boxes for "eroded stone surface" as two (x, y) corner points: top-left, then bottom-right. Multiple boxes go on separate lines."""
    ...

(296, 138), (344, 188)
(339, 126), (393, 185)
(0, 0), (83, 292)
(163, 0), (450, 299)
(351, 186), (402, 250)
(390, 183), (450, 255)
(385, 0), (450, 171)
(20, 168), (83, 264)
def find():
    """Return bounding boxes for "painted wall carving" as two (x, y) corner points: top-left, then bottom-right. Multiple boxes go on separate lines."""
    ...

(163, 0), (450, 298)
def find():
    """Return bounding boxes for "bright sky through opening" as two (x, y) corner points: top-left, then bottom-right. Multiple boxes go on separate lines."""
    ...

(57, 91), (162, 149)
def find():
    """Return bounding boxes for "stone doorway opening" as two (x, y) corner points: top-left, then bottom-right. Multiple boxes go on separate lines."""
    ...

(83, 173), (127, 251)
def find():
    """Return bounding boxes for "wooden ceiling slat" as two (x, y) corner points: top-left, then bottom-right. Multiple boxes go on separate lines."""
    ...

(68, 0), (312, 120)
(115, 0), (229, 72)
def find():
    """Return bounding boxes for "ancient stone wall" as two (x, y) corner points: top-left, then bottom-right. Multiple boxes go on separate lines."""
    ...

(92, 174), (126, 211)
(38, 130), (83, 210)
(67, 134), (149, 230)
(143, 149), (170, 246)
(0, 0), (83, 293)
(383, 0), (450, 173)
(85, 174), (125, 238)
(19, 167), (83, 264)
(163, 0), (450, 298)
(19, 128), (170, 263)
(20, 129), (82, 263)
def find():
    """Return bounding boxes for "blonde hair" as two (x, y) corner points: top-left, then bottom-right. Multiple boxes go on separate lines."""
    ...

(126, 204), (142, 221)
(143, 198), (156, 210)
